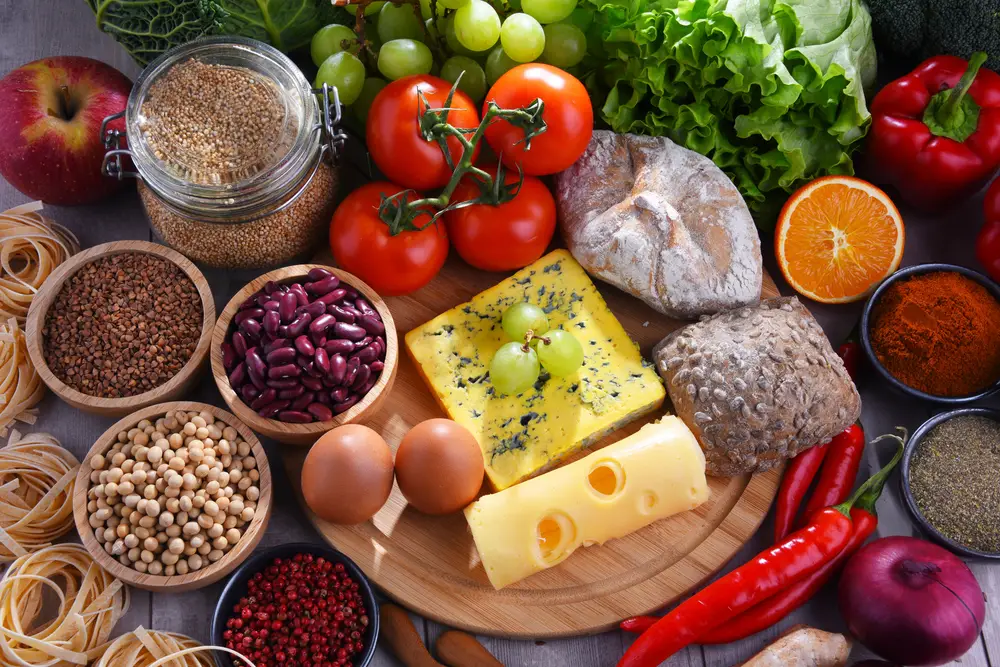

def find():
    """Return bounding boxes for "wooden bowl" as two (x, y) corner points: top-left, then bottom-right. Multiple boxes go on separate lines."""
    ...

(211, 264), (398, 446)
(73, 401), (272, 592)
(25, 241), (215, 417)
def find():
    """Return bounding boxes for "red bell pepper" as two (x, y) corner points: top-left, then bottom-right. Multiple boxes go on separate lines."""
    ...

(868, 52), (1000, 211)
(977, 177), (1000, 282)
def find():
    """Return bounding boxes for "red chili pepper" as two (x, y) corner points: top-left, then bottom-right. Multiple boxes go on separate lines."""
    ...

(798, 423), (866, 527)
(836, 325), (861, 382)
(977, 178), (1000, 283)
(617, 433), (904, 667)
(868, 52), (1000, 211)
(697, 435), (901, 644)
(773, 444), (829, 542)
(621, 507), (878, 640)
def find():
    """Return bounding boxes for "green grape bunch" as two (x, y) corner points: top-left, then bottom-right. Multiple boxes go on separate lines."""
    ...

(490, 303), (584, 395)
(309, 0), (590, 122)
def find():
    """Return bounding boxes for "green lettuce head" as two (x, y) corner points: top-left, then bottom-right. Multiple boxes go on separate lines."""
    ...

(583, 0), (877, 227)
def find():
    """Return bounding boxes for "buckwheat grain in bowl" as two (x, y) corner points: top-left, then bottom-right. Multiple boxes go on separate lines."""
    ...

(42, 252), (202, 398)
(79, 403), (271, 590)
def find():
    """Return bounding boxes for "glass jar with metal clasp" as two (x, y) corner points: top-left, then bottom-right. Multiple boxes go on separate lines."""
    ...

(101, 36), (348, 270)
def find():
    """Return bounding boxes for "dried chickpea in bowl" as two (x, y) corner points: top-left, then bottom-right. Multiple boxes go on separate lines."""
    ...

(75, 402), (271, 591)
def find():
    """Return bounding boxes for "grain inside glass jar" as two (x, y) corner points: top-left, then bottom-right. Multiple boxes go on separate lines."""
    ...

(125, 40), (339, 270)
(139, 59), (293, 185)
(139, 163), (336, 270)
(42, 252), (202, 399)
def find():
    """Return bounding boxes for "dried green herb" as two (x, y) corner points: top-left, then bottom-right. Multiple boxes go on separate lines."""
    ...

(909, 415), (1000, 553)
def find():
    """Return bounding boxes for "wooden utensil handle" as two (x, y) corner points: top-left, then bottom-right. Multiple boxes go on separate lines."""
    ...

(435, 631), (505, 667)
(380, 603), (446, 667)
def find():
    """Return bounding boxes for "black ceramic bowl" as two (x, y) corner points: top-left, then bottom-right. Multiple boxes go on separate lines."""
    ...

(860, 263), (1000, 404)
(900, 407), (1000, 560)
(211, 542), (380, 666)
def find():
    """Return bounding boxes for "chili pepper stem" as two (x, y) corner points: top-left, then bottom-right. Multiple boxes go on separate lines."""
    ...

(834, 427), (906, 517)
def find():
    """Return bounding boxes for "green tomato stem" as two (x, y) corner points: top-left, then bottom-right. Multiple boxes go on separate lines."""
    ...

(377, 90), (547, 232)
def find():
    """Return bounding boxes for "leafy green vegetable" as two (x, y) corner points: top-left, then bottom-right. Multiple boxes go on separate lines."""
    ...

(867, 0), (1000, 72)
(579, 0), (877, 225)
(87, 0), (351, 66)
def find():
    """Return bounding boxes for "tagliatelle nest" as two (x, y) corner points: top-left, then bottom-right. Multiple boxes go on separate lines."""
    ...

(0, 543), (129, 667)
(94, 626), (256, 667)
(0, 202), (78, 325)
(0, 318), (44, 437)
(0, 431), (79, 563)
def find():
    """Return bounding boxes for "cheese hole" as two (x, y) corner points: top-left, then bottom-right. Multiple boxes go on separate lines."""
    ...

(639, 492), (658, 514)
(536, 512), (576, 564)
(587, 460), (625, 500)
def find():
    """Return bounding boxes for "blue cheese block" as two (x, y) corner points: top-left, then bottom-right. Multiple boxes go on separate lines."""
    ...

(405, 250), (665, 490)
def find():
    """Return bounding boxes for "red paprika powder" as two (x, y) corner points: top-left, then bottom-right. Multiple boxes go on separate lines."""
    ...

(870, 271), (1000, 397)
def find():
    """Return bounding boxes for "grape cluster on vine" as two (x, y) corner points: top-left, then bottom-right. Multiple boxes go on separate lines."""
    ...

(311, 0), (591, 121)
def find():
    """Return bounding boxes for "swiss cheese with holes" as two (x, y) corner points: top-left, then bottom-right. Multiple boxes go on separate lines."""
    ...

(464, 417), (709, 590)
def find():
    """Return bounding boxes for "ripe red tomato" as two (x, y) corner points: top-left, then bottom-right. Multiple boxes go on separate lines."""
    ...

(445, 167), (556, 271)
(483, 64), (593, 176)
(330, 181), (449, 296)
(366, 75), (480, 191)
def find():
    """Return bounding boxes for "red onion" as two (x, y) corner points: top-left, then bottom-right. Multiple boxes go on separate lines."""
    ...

(839, 536), (985, 666)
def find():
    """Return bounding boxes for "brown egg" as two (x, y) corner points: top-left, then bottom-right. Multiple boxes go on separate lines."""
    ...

(301, 425), (394, 524)
(395, 418), (485, 515)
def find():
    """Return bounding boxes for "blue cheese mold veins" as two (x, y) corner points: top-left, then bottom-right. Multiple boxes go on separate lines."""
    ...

(405, 250), (665, 491)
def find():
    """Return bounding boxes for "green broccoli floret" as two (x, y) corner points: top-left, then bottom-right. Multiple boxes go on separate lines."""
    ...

(868, 0), (1000, 71)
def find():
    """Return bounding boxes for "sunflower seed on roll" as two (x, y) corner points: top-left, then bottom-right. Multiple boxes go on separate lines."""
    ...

(653, 297), (860, 476)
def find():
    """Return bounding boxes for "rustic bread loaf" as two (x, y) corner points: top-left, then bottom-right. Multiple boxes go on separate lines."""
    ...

(653, 297), (861, 476)
(555, 130), (762, 319)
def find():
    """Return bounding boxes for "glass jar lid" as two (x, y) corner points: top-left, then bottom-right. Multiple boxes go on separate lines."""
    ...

(123, 37), (322, 222)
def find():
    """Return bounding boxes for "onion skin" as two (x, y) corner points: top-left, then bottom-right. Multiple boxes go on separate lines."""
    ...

(839, 536), (986, 666)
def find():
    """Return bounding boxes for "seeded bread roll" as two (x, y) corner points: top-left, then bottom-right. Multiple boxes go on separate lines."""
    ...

(555, 130), (762, 319)
(653, 297), (860, 476)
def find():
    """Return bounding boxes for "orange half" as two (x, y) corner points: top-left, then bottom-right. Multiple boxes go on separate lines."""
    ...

(776, 176), (905, 304)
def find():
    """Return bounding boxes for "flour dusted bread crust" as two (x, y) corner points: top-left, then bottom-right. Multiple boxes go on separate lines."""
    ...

(555, 130), (762, 319)
(653, 297), (861, 476)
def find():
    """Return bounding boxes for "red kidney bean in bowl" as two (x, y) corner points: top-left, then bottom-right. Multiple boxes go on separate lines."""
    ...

(221, 268), (388, 424)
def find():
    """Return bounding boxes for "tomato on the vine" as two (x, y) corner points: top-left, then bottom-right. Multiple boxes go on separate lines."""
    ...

(483, 64), (593, 176)
(445, 167), (556, 271)
(330, 181), (449, 296)
(366, 75), (480, 191)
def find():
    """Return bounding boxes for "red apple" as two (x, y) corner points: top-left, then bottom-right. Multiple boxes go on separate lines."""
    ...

(0, 56), (131, 206)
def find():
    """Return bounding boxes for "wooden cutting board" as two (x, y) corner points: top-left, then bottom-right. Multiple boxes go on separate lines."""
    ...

(284, 255), (782, 638)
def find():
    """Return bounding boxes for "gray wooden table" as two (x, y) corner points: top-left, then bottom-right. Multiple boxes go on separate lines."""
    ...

(2, 2), (998, 665)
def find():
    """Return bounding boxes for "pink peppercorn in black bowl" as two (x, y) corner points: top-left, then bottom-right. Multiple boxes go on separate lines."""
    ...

(211, 542), (379, 667)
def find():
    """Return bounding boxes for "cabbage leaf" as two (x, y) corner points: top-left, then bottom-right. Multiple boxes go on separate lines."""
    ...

(87, 0), (348, 66)
(582, 0), (877, 224)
